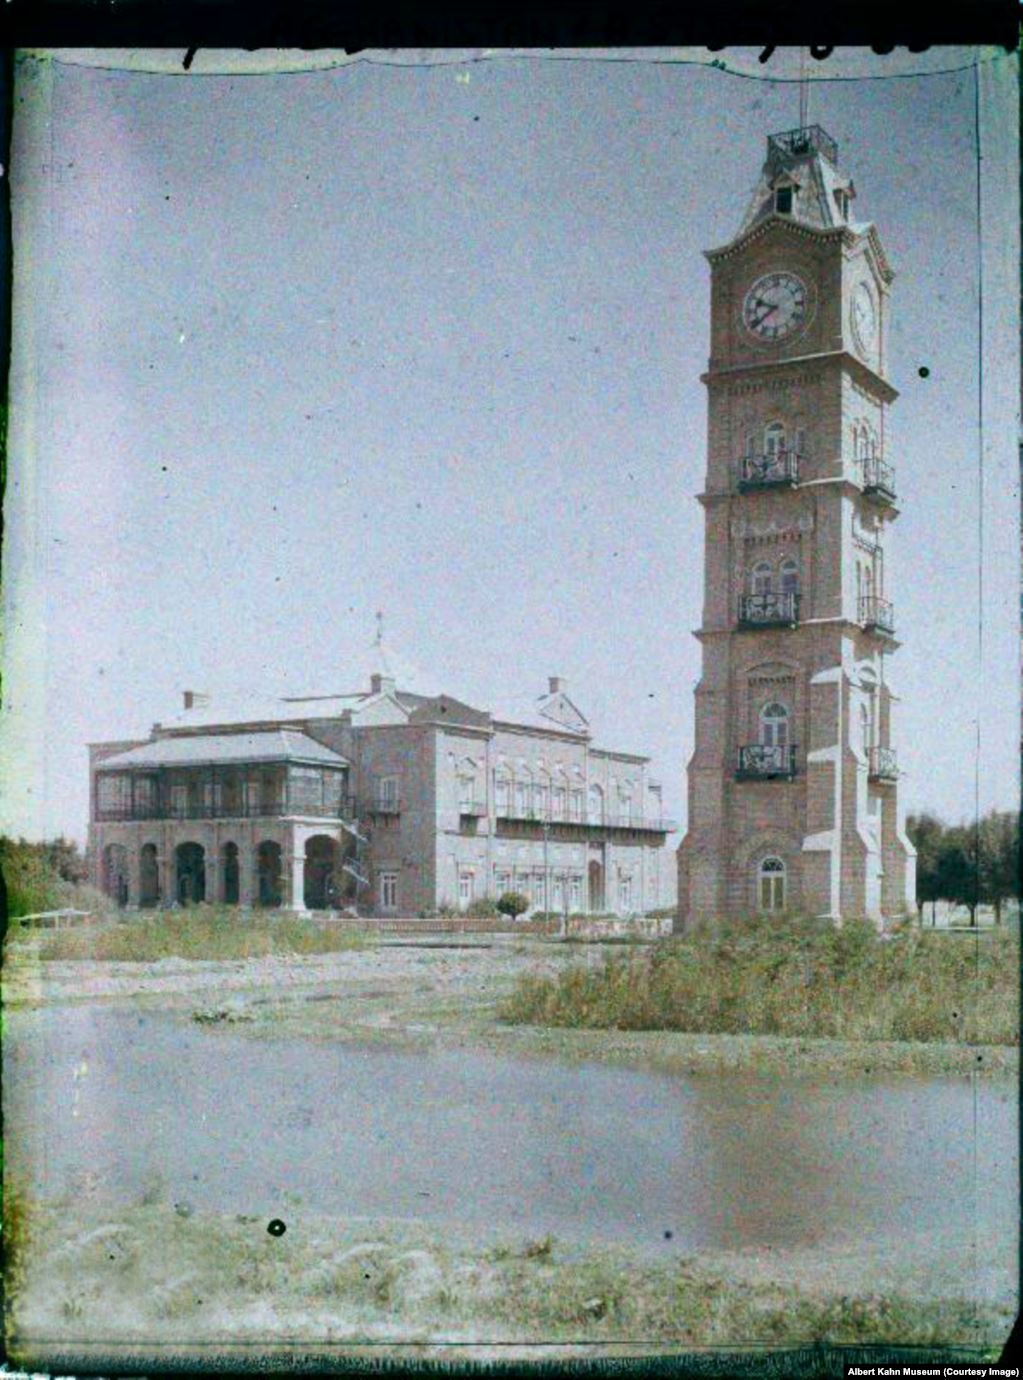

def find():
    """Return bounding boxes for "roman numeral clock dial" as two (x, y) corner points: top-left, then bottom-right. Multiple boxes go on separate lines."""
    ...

(742, 271), (807, 342)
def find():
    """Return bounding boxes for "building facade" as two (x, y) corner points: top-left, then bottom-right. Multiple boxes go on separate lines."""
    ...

(89, 672), (676, 917)
(677, 125), (916, 927)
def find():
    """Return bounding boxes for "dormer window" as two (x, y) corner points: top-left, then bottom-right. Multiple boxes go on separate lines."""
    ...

(775, 185), (794, 215)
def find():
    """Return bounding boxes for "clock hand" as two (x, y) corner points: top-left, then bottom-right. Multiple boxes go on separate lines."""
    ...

(750, 303), (779, 329)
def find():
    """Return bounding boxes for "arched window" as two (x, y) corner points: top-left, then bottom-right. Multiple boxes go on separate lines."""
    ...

(859, 702), (871, 753)
(779, 557), (800, 595)
(853, 424), (867, 461)
(494, 771), (510, 816)
(751, 560), (773, 595)
(764, 422), (786, 458)
(587, 783), (604, 824)
(758, 856), (786, 912)
(759, 701), (790, 748)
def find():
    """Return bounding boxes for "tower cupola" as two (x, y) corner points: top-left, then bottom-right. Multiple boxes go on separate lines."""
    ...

(737, 124), (857, 238)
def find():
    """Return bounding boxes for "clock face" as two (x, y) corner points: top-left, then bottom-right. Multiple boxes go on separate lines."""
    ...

(742, 272), (808, 343)
(851, 281), (878, 355)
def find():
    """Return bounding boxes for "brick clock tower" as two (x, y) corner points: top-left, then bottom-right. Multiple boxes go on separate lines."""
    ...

(677, 126), (916, 927)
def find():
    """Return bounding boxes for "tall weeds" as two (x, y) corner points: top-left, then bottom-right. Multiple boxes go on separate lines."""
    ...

(33, 906), (367, 962)
(500, 915), (1019, 1045)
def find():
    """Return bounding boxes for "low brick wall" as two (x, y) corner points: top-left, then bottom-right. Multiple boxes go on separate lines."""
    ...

(309, 915), (561, 936)
(564, 915), (673, 940)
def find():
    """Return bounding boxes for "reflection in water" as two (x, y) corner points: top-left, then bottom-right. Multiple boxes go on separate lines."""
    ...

(5, 1006), (1016, 1274)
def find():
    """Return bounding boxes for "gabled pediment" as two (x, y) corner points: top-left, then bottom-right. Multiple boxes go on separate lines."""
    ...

(536, 690), (590, 735)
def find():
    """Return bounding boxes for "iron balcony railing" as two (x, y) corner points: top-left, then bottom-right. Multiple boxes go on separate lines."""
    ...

(861, 457), (897, 504)
(364, 797), (402, 815)
(738, 591), (800, 628)
(95, 795), (357, 823)
(494, 805), (676, 833)
(739, 450), (801, 490)
(736, 744), (797, 780)
(859, 595), (895, 636)
(868, 746), (899, 782)
(767, 124), (838, 167)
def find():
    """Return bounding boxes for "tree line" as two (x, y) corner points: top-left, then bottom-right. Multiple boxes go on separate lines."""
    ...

(906, 810), (1019, 924)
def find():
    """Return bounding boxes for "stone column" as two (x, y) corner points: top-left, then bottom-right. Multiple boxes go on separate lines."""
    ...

(126, 845), (141, 909)
(239, 844), (259, 909)
(158, 851), (174, 908)
(207, 837), (223, 906)
(284, 850), (306, 912)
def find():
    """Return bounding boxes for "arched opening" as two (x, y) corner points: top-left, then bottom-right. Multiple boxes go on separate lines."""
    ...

(175, 842), (206, 906)
(139, 843), (160, 908)
(751, 560), (773, 595)
(587, 783), (604, 824)
(779, 557), (800, 595)
(304, 834), (339, 910)
(759, 701), (790, 747)
(764, 421), (786, 458)
(221, 842), (240, 906)
(758, 856), (786, 912)
(860, 702), (871, 754)
(256, 841), (283, 908)
(588, 859), (605, 913)
(102, 844), (130, 908)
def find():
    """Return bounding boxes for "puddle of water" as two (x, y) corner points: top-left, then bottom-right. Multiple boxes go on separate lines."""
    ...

(4, 1005), (1017, 1278)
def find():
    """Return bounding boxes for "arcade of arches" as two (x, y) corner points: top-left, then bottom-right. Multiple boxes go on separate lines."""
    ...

(100, 834), (352, 911)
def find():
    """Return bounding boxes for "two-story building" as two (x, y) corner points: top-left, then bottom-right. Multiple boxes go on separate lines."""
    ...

(88, 671), (677, 917)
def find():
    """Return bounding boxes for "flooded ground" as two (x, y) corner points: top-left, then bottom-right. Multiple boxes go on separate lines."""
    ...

(3, 937), (1017, 1360)
(6, 1002), (1016, 1291)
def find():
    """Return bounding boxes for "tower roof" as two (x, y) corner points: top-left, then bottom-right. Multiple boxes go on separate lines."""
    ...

(736, 124), (864, 239)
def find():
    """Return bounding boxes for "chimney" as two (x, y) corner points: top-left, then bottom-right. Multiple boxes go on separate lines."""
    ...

(548, 676), (564, 695)
(370, 673), (396, 695)
(183, 690), (211, 710)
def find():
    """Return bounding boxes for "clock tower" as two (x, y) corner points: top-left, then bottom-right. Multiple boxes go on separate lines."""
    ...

(677, 126), (916, 927)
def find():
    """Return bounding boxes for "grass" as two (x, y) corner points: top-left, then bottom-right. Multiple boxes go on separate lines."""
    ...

(31, 906), (368, 963)
(499, 914), (1020, 1045)
(6, 1199), (1012, 1356)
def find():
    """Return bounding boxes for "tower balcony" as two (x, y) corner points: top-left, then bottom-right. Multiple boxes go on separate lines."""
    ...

(738, 591), (800, 629)
(858, 595), (895, 636)
(767, 124), (839, 167)
(868, 746), (899, 782)
(739, 450), (801, 491)
(861, 457), (897, 505)
(736, 744), (797, 781)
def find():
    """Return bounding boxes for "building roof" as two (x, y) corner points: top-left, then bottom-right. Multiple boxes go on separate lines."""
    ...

(96, 730), (348, 771)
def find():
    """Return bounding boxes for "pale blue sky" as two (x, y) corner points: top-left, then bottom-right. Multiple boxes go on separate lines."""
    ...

(2, 50), (1019, 842)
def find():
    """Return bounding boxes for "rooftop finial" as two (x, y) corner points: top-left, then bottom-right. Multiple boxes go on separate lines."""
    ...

(798, 47), (810, 129)
(374, 610), (384, 647)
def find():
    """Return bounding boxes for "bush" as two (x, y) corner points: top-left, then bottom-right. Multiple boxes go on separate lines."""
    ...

(498, 913), (1020, 1045)
(465, 897), (500, 918)
(496, 891), (531, 922)
(1, 835), (116, 926)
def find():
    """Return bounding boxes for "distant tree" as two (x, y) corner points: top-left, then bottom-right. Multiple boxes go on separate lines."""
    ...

(496, 891), (531, 923)
(906, 812), (944, 924)
(936, 825), (979, 924)
(978, 810), (1019, 924)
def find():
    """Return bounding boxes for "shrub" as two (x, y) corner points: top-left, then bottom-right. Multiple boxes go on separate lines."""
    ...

(1, 835), (116, 928)
(496, 891), (531, 923)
